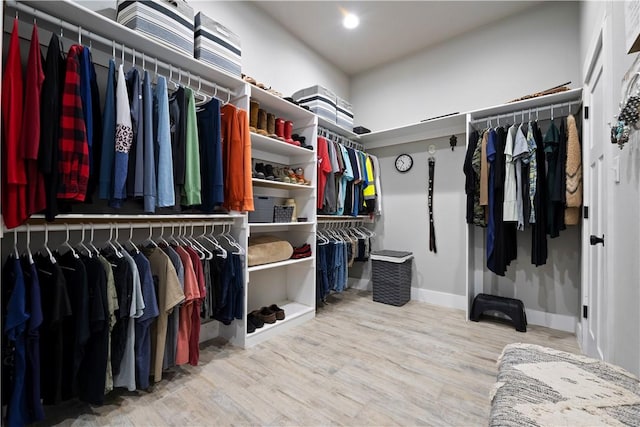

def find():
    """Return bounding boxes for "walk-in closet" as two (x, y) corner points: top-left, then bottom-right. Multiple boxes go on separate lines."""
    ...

(2, 1), (639, 425)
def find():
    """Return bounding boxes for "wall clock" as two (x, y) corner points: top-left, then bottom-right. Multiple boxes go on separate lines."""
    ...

(395, 154), (413, 173)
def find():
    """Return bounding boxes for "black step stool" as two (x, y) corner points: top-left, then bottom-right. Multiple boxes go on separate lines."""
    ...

(470, 293), (527, 332)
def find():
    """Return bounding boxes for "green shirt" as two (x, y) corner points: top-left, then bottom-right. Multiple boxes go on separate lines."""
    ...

(181, 88), (202, 205)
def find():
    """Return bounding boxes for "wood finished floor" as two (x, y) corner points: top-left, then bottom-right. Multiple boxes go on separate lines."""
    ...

(40, 289), (579, 426)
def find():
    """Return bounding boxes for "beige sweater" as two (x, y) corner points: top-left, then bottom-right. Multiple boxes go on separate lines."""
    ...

(565, 114), (582, 225)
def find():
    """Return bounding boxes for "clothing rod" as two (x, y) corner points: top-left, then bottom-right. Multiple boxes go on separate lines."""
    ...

(4, 220), (235, 234)
(470, 100), (582, 124)
(8, 1), (236, 99)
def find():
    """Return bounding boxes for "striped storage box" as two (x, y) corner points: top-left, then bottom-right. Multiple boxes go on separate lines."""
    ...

(194, 12), (241, 76)
(117, 0), (194, 56)
(292, 85), (337, 123)
(336, 97), (354, 131)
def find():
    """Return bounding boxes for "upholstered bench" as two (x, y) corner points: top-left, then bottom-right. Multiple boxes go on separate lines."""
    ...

(490, 343), (640, 426)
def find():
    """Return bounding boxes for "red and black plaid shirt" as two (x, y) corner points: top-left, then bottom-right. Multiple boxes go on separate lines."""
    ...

(56, 44), (89, 201)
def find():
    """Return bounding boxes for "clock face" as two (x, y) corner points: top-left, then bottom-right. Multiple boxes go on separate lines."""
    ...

(395, 154), (413, 173)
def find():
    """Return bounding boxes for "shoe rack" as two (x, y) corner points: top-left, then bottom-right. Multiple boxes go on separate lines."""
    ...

(243, 86), (318, 348)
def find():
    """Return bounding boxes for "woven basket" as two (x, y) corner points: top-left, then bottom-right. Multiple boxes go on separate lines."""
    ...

(371, 251), (413, 306)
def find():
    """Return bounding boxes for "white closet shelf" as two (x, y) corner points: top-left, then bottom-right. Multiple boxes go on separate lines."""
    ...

(360, 113), (467, 149)
(245, 301), (315, 345)
(252, 178), (314, 190)
(251, 133), (315, 156)
(249, 222), (314, 228)
(317, 215), (371, 221)
(248, 257), (314, 273)
(317, 116), (361, 140)
(468, 88), (583, 120)
(24, 213), (243, 221)
(250, 87), (316, 122)
(22, 0), (246, 94)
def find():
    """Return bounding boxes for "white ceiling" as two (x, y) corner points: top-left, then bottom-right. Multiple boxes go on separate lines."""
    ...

(253, 1), (540, 76)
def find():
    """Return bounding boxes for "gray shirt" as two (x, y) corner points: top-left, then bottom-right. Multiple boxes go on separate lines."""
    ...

(161, 245), (184, 370)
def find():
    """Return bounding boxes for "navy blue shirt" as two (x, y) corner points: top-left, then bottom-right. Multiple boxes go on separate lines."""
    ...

(132, 252), (159, 390)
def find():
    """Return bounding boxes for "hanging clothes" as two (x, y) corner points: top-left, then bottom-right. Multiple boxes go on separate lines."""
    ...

(22, 24), (47, 217)
(57, 45), (90, 203)
(2, 255), (30, 427)
(39, 33), (65, 221)
(2, 18), (27, 229)
(132, 252), (159, 390)
(182, 88), (202, 206)
(98, 59), (117, 202)
(196, 97), (224, 212)
(142, 247), (184, 383)
(174, 247), (198, 366)
(97, 253), (118, 395)
(565, 114), (582, 225)
(76, 256), (109, 405)
(317, 136), (332, 210)
(111, 63), (133, 208)
(154, 76), (176, 208)
(160, 245), (183, 371)
(21, 257), (44, 424)
(464, 130), (479, 225)
(142, 71), (157, 212)
(126, 68), (143, 199)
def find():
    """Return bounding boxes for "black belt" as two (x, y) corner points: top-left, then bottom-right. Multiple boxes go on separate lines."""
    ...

(428, 157), (437, 253)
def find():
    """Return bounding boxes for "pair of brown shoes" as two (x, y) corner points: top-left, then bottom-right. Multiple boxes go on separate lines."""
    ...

(251, 304), (285, 324)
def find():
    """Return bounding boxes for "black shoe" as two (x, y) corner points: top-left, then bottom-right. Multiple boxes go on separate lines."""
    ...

(248, 311), (265, 329)
(268, 304), (285, 321)
(247, 319), (256, 333)
(264, 164), (275, 180)
(255, 162), (266, 180)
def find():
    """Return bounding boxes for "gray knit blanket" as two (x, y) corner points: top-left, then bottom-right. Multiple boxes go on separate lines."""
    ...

(490, 343), (640, 426)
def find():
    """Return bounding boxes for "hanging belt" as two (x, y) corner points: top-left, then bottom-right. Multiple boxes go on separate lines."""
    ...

(428, 157), (437, 253)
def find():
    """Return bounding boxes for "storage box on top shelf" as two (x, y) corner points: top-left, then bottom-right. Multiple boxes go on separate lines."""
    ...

(194, 12), (241, 76)
(116, 0), (194, 57)
(336, 97), (354, 131)
(292, 85), (337, 124)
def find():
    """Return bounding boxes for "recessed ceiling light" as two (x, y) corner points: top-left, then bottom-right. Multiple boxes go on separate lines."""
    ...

(342, 12), (359, 30)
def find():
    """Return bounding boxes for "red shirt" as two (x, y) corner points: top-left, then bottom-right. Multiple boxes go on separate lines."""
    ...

(2, 18), (27, 229)
(22, 24), (47, 216)
(317, 136), (332, 209)
(57, 45), (89, 201)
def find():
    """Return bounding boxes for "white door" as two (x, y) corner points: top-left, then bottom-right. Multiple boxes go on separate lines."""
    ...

(582, 37), (607, 360)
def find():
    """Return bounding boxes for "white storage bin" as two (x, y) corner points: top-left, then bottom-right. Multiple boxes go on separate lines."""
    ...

(117, 0), (194, 56)
(292, 85), (337, 124)
(194, 12), (241, 76)
(336, 97), (354, 131)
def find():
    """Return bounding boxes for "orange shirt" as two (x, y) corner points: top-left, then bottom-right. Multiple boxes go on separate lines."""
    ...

(174, 246), (199, 366)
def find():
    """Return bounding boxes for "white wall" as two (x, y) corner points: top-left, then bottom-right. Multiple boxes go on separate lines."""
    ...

(351, 1), (581, 132)
(369, 135), (467, 300)
(75, 0), (349, 99)
(580, 0), (640, 376)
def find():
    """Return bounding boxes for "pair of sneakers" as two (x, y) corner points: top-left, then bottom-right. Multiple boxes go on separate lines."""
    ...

(247, 304), (286, 333)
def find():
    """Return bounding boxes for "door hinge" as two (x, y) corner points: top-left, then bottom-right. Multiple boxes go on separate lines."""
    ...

(583, 305), (588, 319)
(584, 106), (589, 120)
(583, 206), (589, 219)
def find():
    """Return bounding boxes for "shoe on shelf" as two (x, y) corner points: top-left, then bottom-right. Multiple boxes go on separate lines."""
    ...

(257, 108), (268, 136)
(291, 243), (312, 259)
(254, 162), (266, 180)
(264, 164), (276, 180)
(247, 318), (256, 333)
(268, 304), (285, 321)
(275, 167), (291, 183)
(275, 118), (286, 141)
(242, 74), (257, 85)
(295, 167), (311, 185)
(248, 311), (265, 330)
(284, 120), (298, 145)
(256, 306), (276, 324)
(249, 99), (259, 133)
(267, 113), (278, 138)
(293, 134), (312, 150)
(284, 167), (301, 184)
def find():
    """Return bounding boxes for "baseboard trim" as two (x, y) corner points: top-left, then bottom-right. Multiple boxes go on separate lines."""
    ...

(525, 309), (578, 333)
(410, 287), (467, 311)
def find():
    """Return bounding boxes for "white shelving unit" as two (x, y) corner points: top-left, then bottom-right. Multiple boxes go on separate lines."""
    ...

(244, 85), (318, 347)
(318, 116), (361, 140)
